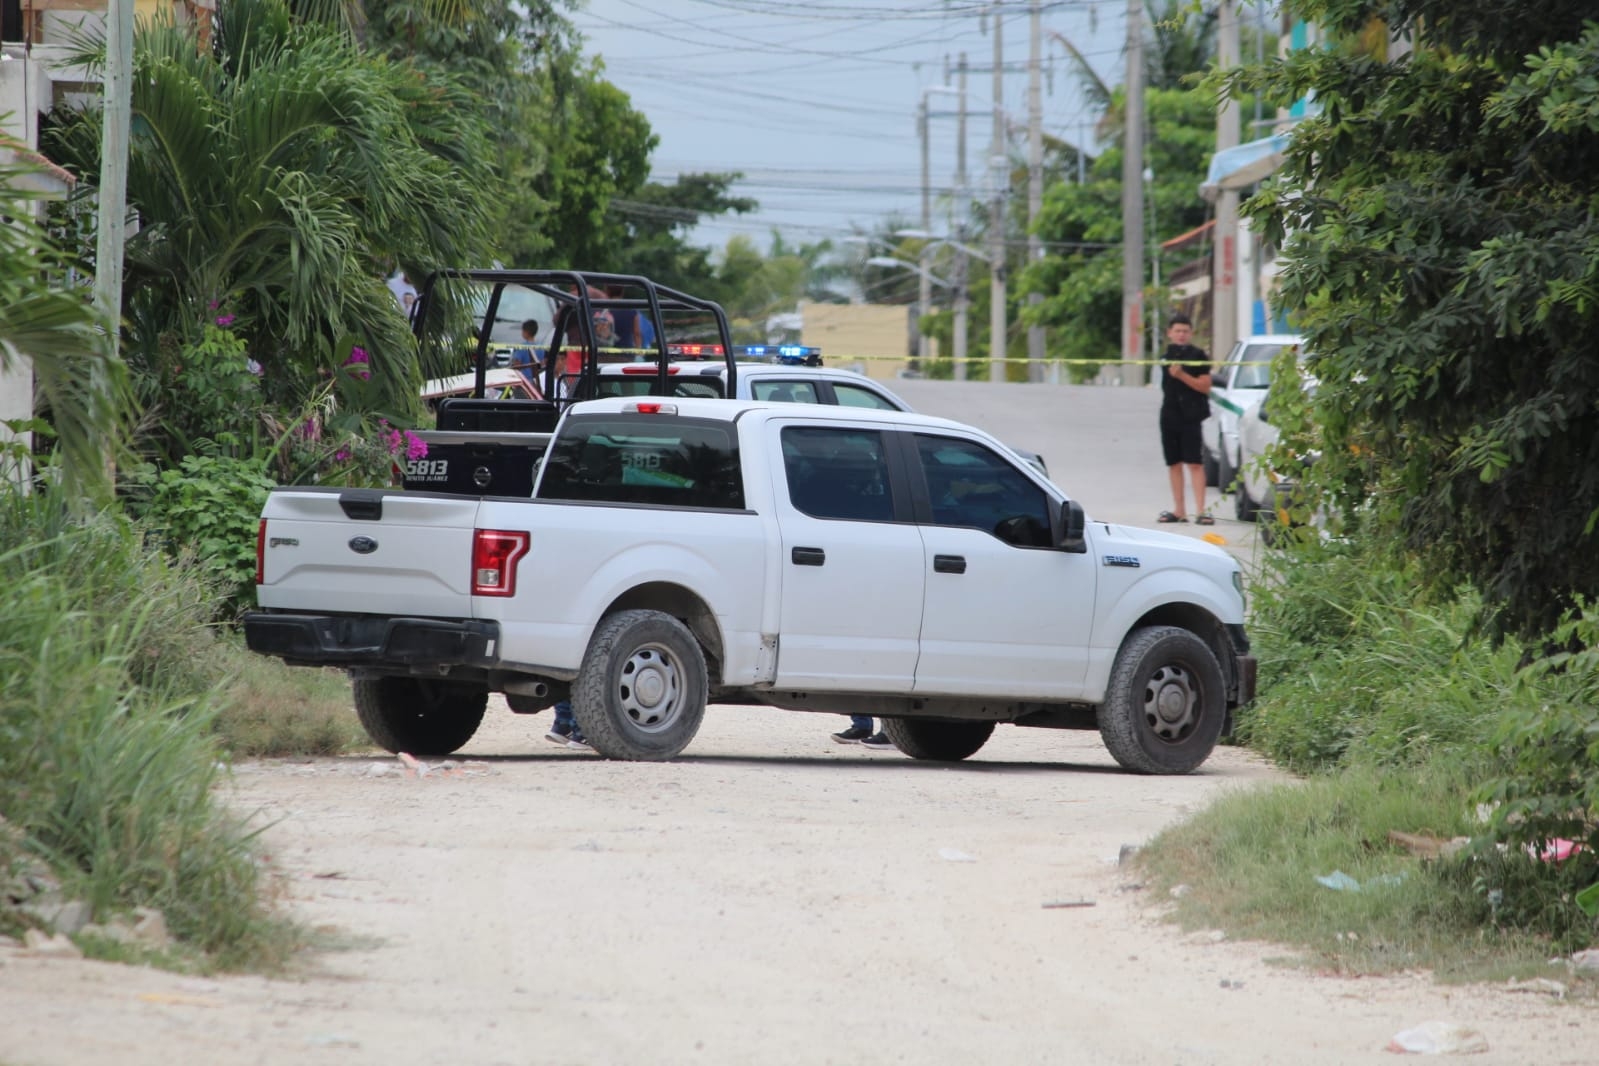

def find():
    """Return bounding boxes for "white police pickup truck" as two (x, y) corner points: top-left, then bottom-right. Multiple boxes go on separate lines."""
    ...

(244, 397), (1255, 774)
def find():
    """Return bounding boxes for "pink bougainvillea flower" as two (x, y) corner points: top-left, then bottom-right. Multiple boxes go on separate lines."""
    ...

(215, 314), (235, 327)
(333, 448), (352, 462)
(404, 431), (428, 461)
(208, 300), (219, 310)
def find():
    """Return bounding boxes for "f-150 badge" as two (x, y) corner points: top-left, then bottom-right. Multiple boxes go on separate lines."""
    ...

(1103, 554), (1140, 568)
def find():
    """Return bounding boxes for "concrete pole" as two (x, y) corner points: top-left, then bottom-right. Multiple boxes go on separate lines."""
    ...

(953, 53), (970, 381)
(989, 2), (1006, 384)
(1212, 0), (1241, 359)
(1025, 0), (1045, 381)
(917, 96), (932, 365)
(94, 0), (134, 364)
(1118, 0), (1144, 386)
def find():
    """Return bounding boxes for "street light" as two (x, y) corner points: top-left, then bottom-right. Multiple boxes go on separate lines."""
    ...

(894, 231), (991, 377)
(866, 256), (954, 289)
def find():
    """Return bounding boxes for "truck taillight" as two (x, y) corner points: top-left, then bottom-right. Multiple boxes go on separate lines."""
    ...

(620, 365), (680, 375)
(472, 529), (530, 597)
(255, 519), (267, 585)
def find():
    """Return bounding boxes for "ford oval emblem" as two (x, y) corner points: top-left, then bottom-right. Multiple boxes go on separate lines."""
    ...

(349, 536), (379, 555)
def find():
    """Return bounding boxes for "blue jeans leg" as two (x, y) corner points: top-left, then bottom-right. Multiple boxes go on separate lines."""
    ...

(850, 715), (873, 733)
(554, 700), (574, 729)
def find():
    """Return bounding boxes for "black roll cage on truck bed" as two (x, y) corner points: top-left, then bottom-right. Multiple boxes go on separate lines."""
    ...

(413, 268), (738, 433)
(402, 270), (738, 496)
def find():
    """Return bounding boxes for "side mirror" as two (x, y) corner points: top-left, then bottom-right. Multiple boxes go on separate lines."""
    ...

(1212, 367), (1230, 388)
(1258, 404), (1273, 425)
(1059, 499), (1087, 554)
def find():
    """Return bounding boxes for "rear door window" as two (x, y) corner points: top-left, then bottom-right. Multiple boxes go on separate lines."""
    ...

(753, 380), (822, 405)
(780, 426), (897, 523)
(539, 416), (744, 509)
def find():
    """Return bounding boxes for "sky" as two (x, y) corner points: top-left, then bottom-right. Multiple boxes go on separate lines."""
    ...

(570, 0), (1133, 255)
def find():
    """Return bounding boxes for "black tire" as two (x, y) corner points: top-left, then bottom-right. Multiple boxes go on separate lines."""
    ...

(572, 609), (707, 761)
(1098, 626), (1226, 775)
(881, 718), (995, 761)
(1217, 443), (1236, 495)
(1234, 476), (1259, 521)
(1202, 446), (1219, 488)
(353, 677), (487, 756)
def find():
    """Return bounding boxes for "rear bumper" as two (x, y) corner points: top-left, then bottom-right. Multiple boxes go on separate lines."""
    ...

(243, 612), (500, 669)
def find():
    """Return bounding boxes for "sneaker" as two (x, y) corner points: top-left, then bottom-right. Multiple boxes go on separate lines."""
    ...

(545, 721), (573, 745)
(861, 732), (893, 749)
(831, 725), (871, 744)
(566, 731), (592, 750)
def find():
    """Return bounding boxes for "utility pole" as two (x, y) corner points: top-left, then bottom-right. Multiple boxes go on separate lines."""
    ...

(1118, 0), (1144, 386)
(1025, 0), (1045, 382)
(1212, 0), (1241, 360)
(94, 0), (134, 364)
(917, 95), (932, 365)
(988, 1), (1006, 384)
(953, 52), (970, 382)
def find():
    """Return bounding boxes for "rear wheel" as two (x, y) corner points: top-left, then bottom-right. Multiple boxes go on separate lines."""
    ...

(1098, 626), (1226, 774)
(1217, 442), (1236, 495)
(1234, 476), (1259, 521)
(353, 677), (487, 755)
(881, 718), (995, 761)
(1202, 446), (1219, 488)
(572, 609), (707, 761)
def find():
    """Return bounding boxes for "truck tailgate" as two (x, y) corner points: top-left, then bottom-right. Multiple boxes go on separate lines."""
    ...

(256, 489), (479, 618)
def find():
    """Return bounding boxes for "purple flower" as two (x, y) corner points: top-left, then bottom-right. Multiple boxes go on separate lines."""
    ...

(208, 300), (219, 310)
(215, 314), (235, 327)
(344, 346), (371, 380)
(404, 431), (428, 461)
(333, 448), (352, 462)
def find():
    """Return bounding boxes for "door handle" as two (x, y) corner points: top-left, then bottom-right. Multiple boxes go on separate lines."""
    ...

(791, 546), (826, 566)
(933, 554), (966, 574)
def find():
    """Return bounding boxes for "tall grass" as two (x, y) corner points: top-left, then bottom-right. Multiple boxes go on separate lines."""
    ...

(0, 492), (296, 968)
(1136, 532), (1599, 973)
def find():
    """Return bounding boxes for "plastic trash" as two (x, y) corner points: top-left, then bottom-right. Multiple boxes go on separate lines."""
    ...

(1385, 1020), (1488, 1055)
(1315, 870), (1361, 892)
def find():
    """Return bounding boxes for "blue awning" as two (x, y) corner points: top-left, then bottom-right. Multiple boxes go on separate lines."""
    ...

(1199, 133), (1290, 200)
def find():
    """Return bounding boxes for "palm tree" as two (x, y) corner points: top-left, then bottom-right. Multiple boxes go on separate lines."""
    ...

(44, 0), (499, 427)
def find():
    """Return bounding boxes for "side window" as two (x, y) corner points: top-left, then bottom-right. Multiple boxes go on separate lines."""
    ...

(833, 383), (902, 410)
(915, 434), (1053, 547)
(780, 426), (896, 523)
(753, 380), (821, 405)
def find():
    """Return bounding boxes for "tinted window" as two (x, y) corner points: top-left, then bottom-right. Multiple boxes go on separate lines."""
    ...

(833, 383), (902, 410)
(753, 380), (821, 404)
(539, 416), (744, 509)
(592, 376), (723, 400)
(916, 435), (1053, 547)
(781, 427), (896, 523)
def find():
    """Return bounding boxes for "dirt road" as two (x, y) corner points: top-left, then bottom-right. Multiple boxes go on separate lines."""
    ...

(2, 703), (1594, 1066)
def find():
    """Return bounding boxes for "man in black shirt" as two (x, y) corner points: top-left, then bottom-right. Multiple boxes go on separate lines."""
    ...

(1157, 313), (1213, 524)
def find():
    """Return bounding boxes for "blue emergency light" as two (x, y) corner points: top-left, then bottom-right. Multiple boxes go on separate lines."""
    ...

(736, 344), (823, 366)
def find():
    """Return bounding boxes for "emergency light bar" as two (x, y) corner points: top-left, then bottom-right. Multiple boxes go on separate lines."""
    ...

(735, 344), (823, 366)
(666, 343), (724, 359)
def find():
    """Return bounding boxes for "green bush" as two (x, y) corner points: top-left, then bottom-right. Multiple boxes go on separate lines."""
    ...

(124, 451), (276, 618)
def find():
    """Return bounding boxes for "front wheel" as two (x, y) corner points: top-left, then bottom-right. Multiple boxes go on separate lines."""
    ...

(1098, 626), (1226, 774)
(572, 609), (707, 761)
(353, 677), (487, 755)
(881, 718), (995, 761)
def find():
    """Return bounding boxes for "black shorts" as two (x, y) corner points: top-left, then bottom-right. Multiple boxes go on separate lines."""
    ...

(1160, 413), (1204, 467)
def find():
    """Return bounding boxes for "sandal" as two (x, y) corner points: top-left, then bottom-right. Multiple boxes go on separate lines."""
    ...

(1157, 511), (1188, 523)
(1195, 514), (1216, 526)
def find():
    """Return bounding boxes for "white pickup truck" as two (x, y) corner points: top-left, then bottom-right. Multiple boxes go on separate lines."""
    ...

(244, 397), (1255, 774)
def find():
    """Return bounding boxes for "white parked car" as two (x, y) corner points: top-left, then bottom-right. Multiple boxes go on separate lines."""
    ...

(1234, 384), (1321, 538)
(1203, 334), (1305, 490)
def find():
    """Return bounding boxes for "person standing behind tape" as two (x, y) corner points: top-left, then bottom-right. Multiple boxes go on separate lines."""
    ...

(1157, 313), (1214, 525)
